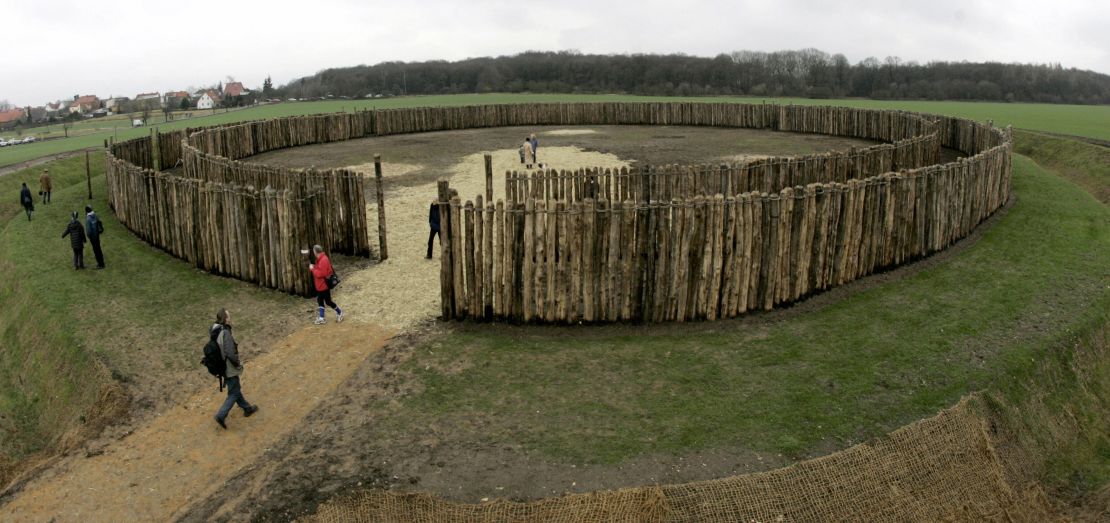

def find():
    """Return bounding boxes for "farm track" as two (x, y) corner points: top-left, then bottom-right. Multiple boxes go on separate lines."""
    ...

(0, 322), (393, 522)
(0, 148), (99, 178)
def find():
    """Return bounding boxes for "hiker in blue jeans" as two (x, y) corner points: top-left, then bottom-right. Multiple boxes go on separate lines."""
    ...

(212, 308), (258, 429)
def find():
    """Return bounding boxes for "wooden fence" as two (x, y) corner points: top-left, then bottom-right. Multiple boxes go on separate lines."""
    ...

(106, 113), (374, 296)
(104, 102), (1009, 309)
(437, 108), (1012, 323)
(156, 129), (187, 170)
(504, 134), (938, 203)
(371, 102), (938, 142)
(106, 147), (353, 295)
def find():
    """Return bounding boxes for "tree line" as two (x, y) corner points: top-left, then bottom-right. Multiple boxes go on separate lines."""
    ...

(277, 49), (1110, 105)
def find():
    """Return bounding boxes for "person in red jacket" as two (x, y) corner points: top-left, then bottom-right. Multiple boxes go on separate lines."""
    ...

(309, 245), (344, 325)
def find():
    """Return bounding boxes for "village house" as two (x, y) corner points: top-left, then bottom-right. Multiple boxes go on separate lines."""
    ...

(163, 91), (190, 106)
(0, 108), (25, 127)
(103, 97), (130, 112)
(135, 92), (161, 102)
(69, 95), (101, 114)
(197, 90), (221, 109)
(223, 82), (250, 97)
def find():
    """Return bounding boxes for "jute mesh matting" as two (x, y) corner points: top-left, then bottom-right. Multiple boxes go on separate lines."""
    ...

(303, 397), (1059, 522)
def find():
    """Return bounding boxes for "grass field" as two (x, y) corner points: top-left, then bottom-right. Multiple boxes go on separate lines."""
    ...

(372, 149), (1110, 469)
(0, 157), (301, 477)
(2, 94), (1109, 167)
(0, 106), (260, 143)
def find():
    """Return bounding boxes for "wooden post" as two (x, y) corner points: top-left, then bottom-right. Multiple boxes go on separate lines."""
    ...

(374, 154), (388, 260)
(523, 198), (535, 322)
(484, 153), (493, 203)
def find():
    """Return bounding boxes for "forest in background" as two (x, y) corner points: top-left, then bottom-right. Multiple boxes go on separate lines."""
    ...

(276, 49), (1110, 105)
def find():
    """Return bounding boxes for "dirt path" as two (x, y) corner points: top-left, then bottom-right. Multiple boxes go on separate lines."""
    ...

(0, 148), (98, 177)
(340, 145), (628, 330)
(0, 322), (393, 522)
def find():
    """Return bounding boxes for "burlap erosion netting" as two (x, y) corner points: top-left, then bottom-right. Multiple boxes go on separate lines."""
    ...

(302, 316), (1110, 522)
(302, 397), (1055, 523)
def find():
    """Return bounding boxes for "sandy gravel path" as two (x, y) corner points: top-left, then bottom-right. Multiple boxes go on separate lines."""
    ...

(0, 323), (393, 522)
(339, 146), (628, 330)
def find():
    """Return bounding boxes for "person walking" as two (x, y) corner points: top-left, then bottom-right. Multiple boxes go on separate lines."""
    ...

(427, 199), (441, 259)
(529, 133), (539, 167)
(85, 205), (106, 269)
(522, 136), (535, 169)
(309, 245), (344, 325)
(61, 211), (86, 270)
(212, 308), (258, 429)
(19, 183), (34, 221)
(39, 169), (53, 204)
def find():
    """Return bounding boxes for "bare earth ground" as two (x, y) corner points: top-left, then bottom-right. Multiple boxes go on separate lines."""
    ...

(0, 322), (392, 522)
(2, 126), (957, 521)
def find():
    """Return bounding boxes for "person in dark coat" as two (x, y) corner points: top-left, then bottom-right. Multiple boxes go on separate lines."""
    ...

(85, 205), (106, 269)
(61, 211), (86, 269)
(427, 200), (441, 259)
(19, 183), (34, 221)
(529, 133), (539, 167)
(212, 308), (258, 429)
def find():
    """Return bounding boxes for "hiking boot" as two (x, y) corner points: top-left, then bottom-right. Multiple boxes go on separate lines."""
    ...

(214, 415), (227, 429)
(244, 405), (259, 417)
(314, 317), (326, 325)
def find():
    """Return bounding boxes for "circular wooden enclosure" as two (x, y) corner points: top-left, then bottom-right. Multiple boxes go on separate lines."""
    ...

(103, 102), (1011, 319)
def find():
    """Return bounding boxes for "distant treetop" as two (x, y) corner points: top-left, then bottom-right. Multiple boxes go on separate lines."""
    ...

(278, 49), (1110, 105)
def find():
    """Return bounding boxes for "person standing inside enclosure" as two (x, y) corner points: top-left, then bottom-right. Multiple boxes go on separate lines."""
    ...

(529, 133), (539, 167)
(61, 211), (86, 269)
(39, 169), (52, 204)
(427, 200), (441, 259)
(309, 245), (344, 325)
(85, 205), (105, 269)
(19, 183), (34, 221)
(522, 136), (535, 169)
(212, 308), (258, 429)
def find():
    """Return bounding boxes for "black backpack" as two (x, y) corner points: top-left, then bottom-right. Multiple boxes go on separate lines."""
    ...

(201, 326), (227, 390)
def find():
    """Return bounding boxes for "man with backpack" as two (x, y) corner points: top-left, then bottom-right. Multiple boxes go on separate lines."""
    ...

(85, 205), (106, 269)
(208, 308), (258, 429)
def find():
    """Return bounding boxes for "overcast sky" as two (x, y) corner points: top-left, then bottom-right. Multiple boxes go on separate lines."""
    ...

(3, 0), (1107, 107)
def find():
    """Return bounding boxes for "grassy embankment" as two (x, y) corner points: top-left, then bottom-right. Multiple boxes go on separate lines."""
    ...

(0, 159), (300, 485)
(1, 98), (1107, 501)
(2, 94), (1110, 167)
(377, 132), (1110, 497)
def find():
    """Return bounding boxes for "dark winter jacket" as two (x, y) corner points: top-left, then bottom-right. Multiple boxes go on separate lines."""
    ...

(429, 203), (441, 232)
(212, 323), (242, 379)
(86, 211), (103, 239)
(19, 186), (33, 209)
(62, 219), (86, 250)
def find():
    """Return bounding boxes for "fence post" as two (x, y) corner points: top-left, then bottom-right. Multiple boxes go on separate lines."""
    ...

(484, 153), (493, 202)
(437, 179), (453, 319)
(374, 154), (388, 260)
